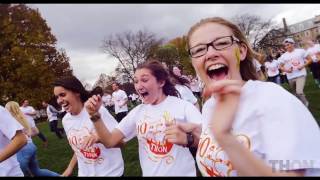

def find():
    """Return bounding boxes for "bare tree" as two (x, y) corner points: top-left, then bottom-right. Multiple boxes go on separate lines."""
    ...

(101, 29), (163, 81)
(232, 13), (276, 50)
(256, 28), (286, 55)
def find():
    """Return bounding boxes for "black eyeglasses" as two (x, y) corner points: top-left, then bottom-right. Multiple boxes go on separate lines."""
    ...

(188, 36), (240, 58)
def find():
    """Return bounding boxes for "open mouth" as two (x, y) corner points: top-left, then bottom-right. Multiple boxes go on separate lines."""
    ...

(139, 92), (149, 99)
(61, 102), (70, 112)
(207, 64), (229, 81)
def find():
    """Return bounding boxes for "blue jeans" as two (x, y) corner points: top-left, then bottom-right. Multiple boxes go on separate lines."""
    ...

(17, 142), (60, 176)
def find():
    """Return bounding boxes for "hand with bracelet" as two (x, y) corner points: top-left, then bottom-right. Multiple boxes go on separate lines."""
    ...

(85, 94), (103, 122)
(164, 121), (201, 148)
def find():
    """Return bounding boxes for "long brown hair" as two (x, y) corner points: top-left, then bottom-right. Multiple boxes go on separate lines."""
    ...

(136, 59), (179, 97)
(186, 17), (258, 81)
(52, 75), (89, 103)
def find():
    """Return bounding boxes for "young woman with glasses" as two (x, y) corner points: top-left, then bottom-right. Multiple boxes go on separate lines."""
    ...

(167, 17), (320, 176)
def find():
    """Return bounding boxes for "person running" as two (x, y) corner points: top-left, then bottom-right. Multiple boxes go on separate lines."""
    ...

(278, 38), (313, 107)
(101, 91), (114, 114)
(0, 105), (27, 176)
(42, 99), (64, 139)
(264, 54), (281, 85)
(169, 70), (200, 110)
(53, 76), (124, 177)
(168, 16), (320, 176)
(304, 39), (320, 88)
(189, 75), (202, 99)
(20, 99), (48, 148)
(5, 101), (60, 177)
(111, 82), (128, 122)
(85, 60), (202, 176)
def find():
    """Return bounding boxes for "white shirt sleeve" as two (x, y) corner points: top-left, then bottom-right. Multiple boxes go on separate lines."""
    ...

(0, 106), (24, 140)
(302, 49), (309, 59)
(99, 107), (118, 131)
(121, 90), (128, 100)
(259, 85), (320, 171)
(116, 106), (139, 142)
(183, 101), (202, 125)
(30, 106), (36, 113)
(277, 55), (284, 64)
(254, 59), (262, 72)
(182, 85), (198, 104)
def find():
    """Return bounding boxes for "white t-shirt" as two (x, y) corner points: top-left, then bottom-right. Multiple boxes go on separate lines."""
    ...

(20, 106), (36, 128)
(306, 44), (320, 63)
(278, 49), (308, 80)
(102, 94), (113, 107)
(253, 59), (262, 72)
(0, 106), (24, 176)
(46, 105), (58, 122)
(62, 107), (124, 176)
(129, 93), (139, 101)
(175, 84), (198, 105)
(190, 78), (201, 93)
(196, 80), (320, 176)
(112, 89), (128, 114)
(117, 96), (202, 176)
(264, 60), (280, 77)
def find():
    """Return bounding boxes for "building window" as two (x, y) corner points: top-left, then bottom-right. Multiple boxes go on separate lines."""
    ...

(299, 24), (304, 31)
(290, 27), (295, 32)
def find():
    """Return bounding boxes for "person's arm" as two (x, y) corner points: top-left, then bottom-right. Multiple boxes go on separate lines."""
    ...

(298, 55), (312, 70)
(30, 127), (39, 137)
(205, 79), (304, 176)
(215, 133), (304, 176)
(279, 63), (292, 73)
(88, 119), (125, 148)
(49, 105), (60, 114)
(85, 95), (125, 148)
(62, 153), (77, 177)
(165, 121), (201, 148)
(278, 56), (290, 73)
(0, 130), (27, 162)
(120, 97), (128, 108)
(25, 107), (37, 116)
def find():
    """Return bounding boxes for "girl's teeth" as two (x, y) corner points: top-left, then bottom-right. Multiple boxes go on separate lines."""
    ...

(208, 64), (225, 71)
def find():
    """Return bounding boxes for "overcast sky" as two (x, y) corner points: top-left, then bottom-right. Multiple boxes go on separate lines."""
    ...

(27, 4), (320, 86)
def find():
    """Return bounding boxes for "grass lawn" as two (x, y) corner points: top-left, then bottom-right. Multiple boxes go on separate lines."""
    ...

(33, 72), (320, 176)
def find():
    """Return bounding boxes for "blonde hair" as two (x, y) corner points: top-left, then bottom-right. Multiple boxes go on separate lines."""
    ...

(186, 17), (258, 81)
(5, 101), (31, 136)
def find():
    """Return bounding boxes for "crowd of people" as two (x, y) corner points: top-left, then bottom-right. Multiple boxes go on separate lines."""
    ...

(1, 16), (320, 177)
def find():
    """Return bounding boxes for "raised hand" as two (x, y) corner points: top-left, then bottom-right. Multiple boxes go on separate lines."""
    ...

(203, 80), (243, 139)
(164, 121), (200, 146)
(85, 95), (102, 116)
(81, 133), (99, 150)
(164, 121), (187, 146)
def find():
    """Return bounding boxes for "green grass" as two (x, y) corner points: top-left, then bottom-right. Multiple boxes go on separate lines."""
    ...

(32, 72), (320, 176)
(304, 73), (320, 121)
